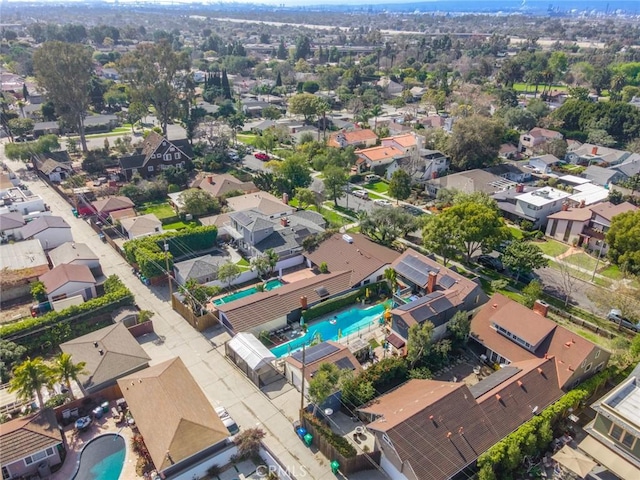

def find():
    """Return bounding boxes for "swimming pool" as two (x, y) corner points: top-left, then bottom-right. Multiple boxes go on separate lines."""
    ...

(213, 279), (283, 305)
(270, 302), (390, 358)
(72, 434), (125, 480)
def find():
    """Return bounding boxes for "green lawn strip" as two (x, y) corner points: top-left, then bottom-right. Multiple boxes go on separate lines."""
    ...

(366, 191), (384, 200)
(507, 226), (524, 240)
(163, 220), (199, 230)
(236, 257), (251, 270)
(547, 260), (612, 287)
(236, 134), (258, 146)
(563, 252), (599, 271)
(512, 83), (568, 93)
(138, 201), (177, 219)
(599, 264), (624, 280)
(535, 239), (569, 257)
(320, 207), (349, 227)
(364, 181), (389, 194)
(331, 204), (357, 219)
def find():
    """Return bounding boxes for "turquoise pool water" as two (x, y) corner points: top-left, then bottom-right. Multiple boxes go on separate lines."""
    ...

(270, 302), (390, 358)
(213, 279), (283, 305)
(72, 434), (125, 480)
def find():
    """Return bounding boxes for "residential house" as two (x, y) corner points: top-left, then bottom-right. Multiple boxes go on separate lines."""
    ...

(0, 240), (49, 302)
(225, 191), (294, 219)
(191, 173), (258, 199)
(117, 357), (232, 479)
(0, 409), (65, 480)
(0, 186), (46, 218)
(327, 129), (378, 149)
(382, 133), (423, 156)
(32, 152), (73, 183)
(32, 121), (60, 137)
(519, 127), (563, 156)
(611, 153), (640, 179)
(528, 154), (561, 174)
(173, 252), (230, 285)
(419, 115), (446, 130)
(241, 98), (271, 117)
(426, 169), (516, 197)
(214, 271), (353, 334)
(578, 364), (640, 479)
(567, 182), (610, 208)
(493, 185), (571, 229)
(304, 232), (400, 287)
(470, 293), (610, 390)
(581, 202), (638, 254)
(545, 205), (594, 245)
(109, 207), (136, 223)
(485, 164), (532, 183)
(284, 341), (362, 408)
(377, 76), (404, 96)
(60, 322), (150, 395)
(120, 214), (162, 240)
(91, 195), (135, 219)
(499, 143), (519, 160)
(389, 248), (488, 342)
(358, 356), (563, 480)
(39, 263), (96, 303)
(0, 211), (25, 241)
(0, 172), (20, 195)
(565, 144), (631, 166)
(20, 215), (72, 250)
(47, 242), (102, 276)
(354, 145), (406, 174)
(82, 114), (119, 133)
(583, 165), (625, 187)
(119, 132), (193, 181)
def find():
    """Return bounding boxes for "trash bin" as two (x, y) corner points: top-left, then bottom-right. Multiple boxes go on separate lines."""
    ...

(331, 460), (340, 474)
(303, 433), (313, 446)
(101, 401), (109, 413)
(93, 407), (103, 419)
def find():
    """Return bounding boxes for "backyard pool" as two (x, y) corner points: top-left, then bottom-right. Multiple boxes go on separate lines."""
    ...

(72, 434), (125, 480)
(213, 279), (283, 305)
(270, 301), (391, 358)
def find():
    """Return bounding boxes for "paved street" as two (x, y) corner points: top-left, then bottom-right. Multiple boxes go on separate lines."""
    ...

(1, 146), (340, 480)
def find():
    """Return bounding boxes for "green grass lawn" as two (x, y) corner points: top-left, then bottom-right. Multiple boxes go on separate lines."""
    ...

(163, 220), (199, 230)
(364, 181), (389, 194)
(237, 134), (258, 146)
(366, 191), (385, 200)
(535, 240), (569, 258)
(320, 206), (350, 228)
(272, 148), (292, 159)
(563, 252), (599, 272)
(512, 83), (568, 93)
(599, 264), (624, 280)
(236, 257), (251, 270)
(508, 226), (524, 240)
(138, 201), (177, 220)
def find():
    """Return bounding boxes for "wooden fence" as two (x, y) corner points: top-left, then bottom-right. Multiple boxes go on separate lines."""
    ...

(171, 294), (218, 332)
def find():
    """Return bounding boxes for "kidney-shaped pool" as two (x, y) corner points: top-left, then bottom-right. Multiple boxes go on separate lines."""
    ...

(72, 434), (126, 480)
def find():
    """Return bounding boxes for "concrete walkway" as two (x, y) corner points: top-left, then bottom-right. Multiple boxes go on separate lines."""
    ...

(1, 147), (336, 479)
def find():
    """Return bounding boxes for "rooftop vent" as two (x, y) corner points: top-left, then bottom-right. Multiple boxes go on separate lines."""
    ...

(98, 349), (104, 356)
(342, 234), (354, 244)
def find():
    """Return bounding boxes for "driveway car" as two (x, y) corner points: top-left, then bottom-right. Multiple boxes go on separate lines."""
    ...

(607, 309), (640, 331)
(401, 205), (426, 216)
(373, 199), (393, 207)
(477, 255), (504, 271)
(353, 189), (369, 199)
(215, 406), (240, 436)
(254, 152), (270, 161)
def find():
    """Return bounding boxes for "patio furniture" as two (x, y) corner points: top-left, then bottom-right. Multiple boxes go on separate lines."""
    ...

(75, 416), (92, 431)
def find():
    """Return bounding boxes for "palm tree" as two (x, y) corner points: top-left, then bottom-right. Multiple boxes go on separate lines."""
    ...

(52, 353), (88, 400)
(383, 267), (398, 292)
(265, 248), (279, 277)
(9, 357), (53, 409)
(369, 104), (383, 132)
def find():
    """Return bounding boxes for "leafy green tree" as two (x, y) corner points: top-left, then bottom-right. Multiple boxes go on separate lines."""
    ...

(288, 93), (322, 124)
(255, 127), (278, 154)
(522, 280), (543, 309)
(276, 39), (287, 60)
(407, 321), (434, 367)
(503, 108), (537, 131)
(359, 208), (417, 246)
(0, 340), (26, 384)
(276, 155), (312, 194)
(383, 268), (397, 292)
(448, 115), (504, 170)
(181, 278), (221, 313)
(388, 169), (412, 204)
(265, 248), (279, 275)
(218, 261), (242, 289)
(323, 165), (349, 206)
(52, 352), (87, 400)
(179, 189), (220, 216)
(7, 118), (34, 138)
(251, 255), (271, 279)
(9, 357), (53, 409)
(308, 363), (340, 414)
(447, 311), (471, 347)
(294, 187), (316, 209)
(33, 41), (93, 151)
(501, 241), (548, 282)
(30, 281), (47, 302)
(606, 210), (640, 275)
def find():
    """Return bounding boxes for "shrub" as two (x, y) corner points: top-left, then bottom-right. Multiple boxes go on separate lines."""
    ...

(45, 393), (68, 408)
(303, 411), (357, 458)
(319, 261), (329, 273)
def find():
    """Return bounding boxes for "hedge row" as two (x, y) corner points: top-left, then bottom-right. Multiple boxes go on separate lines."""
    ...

(302, 281), (388, 322)
(302, 410), (357, 458)
(0, 276), (134, 340)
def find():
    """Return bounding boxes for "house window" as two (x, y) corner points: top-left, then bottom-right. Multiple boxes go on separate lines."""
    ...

(584, 363), (592, 372)
(174, 153), (180, 160)
(2, 466), (10, 480)
(595, 362), (604, 373)
(609, 424), (638, 450)
(549, 219), (558, 237)
(382, 433), (393, 447)
(563, 221), (573, 242)
(164, 154), (172, 161)
(148, 166), (154, 172)
(595, 349), (601, 358)
(24, 447), (55, 466)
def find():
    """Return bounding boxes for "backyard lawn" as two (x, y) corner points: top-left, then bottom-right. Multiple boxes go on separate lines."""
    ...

(138, 201), (177, 220)
(236, 257), (251, 270)
(163, 220), (199, 230)
(535, 239), (569, 257)
(508, 226), (524, 240)
(237, 133), (258, 146)
(364, 181), (389, 194)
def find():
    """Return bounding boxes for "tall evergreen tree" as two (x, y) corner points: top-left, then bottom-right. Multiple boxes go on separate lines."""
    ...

(277, 39), (287, 60)
(221, 70), (231, 99)
(275, 71), (282, 87)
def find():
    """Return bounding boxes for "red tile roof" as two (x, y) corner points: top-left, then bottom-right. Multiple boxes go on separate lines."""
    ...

(356, 145), (404, 163)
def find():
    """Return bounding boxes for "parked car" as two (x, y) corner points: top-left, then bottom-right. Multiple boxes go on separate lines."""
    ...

(373, 199), (393, 207)
(477, 255), (504, 271)
(215, 406), (239, 436)
(401, 205), (426, 217)
(607, 309), (640, 331)
(254, 152), (270, 161)
(352, 189), (369, 199)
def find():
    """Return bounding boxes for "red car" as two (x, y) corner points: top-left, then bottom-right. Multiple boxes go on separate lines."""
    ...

(254, 152), (270, 161)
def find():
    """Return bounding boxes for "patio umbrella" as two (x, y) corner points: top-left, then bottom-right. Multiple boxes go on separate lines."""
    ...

(552, 446), (597, 478)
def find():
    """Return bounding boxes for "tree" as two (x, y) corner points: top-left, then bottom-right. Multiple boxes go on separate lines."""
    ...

(179, 189), (220, 216)
(501, 241), (548, 282)
(541, 138), (567, 158)
(448, 311), (471, 347)
(0, 340), (26, 384)
(181, 278), (220, 314)
(217, 261), (241, 289)
(308, 363), (340, 414)
(448, 115), (504, 170)
(30, 280), (47, 303)
(52, 352), (87, 400)
(288, 93), (322, 124)
(588, 285), (640, 323)
(276, 39), (287, 60)
(234, 427), (266, 459)
(606, 210), (640, 275)
(503, 108), (537, 131)
(522, 280), (543, 309)
(255, 127), (278, 154)
(33, 41), (93, 152)
(277, 155), (312, 194)
(7, 118), (34, 138)
(422, 214), (461, 266)
(369, 104), (383, 131)
(554, 260), (580, 307)
(118, 40), (190, 136)
(251, 255), (271, 279)
(9, 357), (53, 409)
(388, 169), (412, 204)
(407, 321), (434, 367)
(323, 165), (349, 206)
(359, 208), (417, 246)
(383, 268), (397, 292)
(294, 187), (316, 209)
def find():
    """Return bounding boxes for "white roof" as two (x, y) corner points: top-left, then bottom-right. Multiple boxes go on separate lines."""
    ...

(517, 188), (571, 207)
(569, 183), (609, 206)
(227, 332), (276, 371)
(168, 191), (185, 209)
(559, 175), (591, 185)
(0, 239), (48, 270)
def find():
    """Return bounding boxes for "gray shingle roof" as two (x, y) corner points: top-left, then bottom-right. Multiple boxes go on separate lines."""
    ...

(20, 215), (70, 238)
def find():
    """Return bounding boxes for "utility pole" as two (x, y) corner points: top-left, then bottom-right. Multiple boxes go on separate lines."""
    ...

(591, 240), (605, 282)
(299, 343), (306, 421)
(164, 242), (172, 300)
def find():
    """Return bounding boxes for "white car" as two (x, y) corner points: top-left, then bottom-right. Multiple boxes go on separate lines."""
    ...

(352, 189), (369, 199)
(215, 406), (239, 436)
(373, 199), (392, 207)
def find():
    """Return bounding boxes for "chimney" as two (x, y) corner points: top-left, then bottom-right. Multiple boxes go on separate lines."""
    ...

(515, 183), (524, 193)
(561, 203), (569, 211)
(591, 146), (598, 155)
(427, 271), (438, 293)
(579, 199), (586, 208)
(207, 175), (213, 184)
(300, 296), (308, 309)
(432, 171), (438, 180)
(281, 217), (289, 227)
(533, 300), (549, 317)
(282, 192), (289, 205)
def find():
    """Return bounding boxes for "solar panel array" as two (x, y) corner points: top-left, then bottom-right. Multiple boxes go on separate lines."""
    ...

(231, 211), (252, 226)
(291, 342), (339, 365)
(396, 292), (444, 312)
(430, 295), (454, 314)
(439, 275), (456, 290)
(315, 286), (330, 298)
(394, 255), (439, 287)
(468, 366), (521, 399)
(335, 357), (356, 371)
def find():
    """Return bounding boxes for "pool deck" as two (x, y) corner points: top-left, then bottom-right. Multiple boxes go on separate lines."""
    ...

(52, 401), (139, 480)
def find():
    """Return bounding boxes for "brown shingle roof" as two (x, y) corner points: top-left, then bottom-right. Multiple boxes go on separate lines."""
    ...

(91, 196), (135, 214)
(588, 201), (637, 222)
(60, 323), (150, 393)
(489, 300), (556, 348)
(0, 409), (62, 465)
(547, 208), (593, 222)
(109, 207), (137, 222)
(305, 233), (400, 286)
(19, 215), (70, 239)
(39, 263), (96, 293)
(118, 357), (229, 472)
(225, 191), (291, 216)
(216, 271), (353, 332)
(48, 242), (99, 266)
(192, 173), (258, 198)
